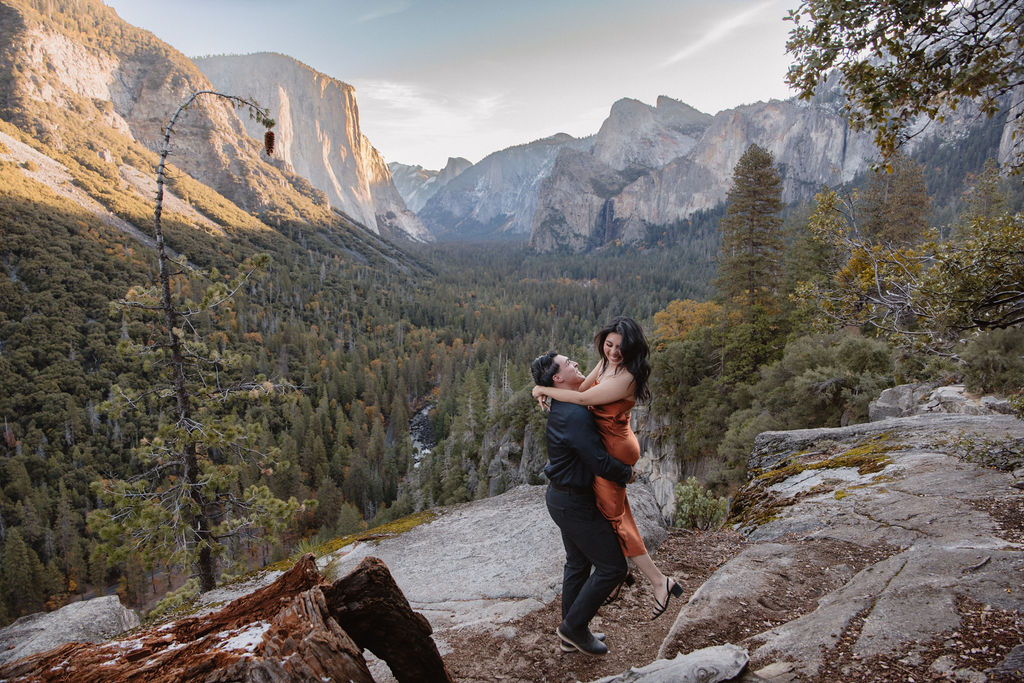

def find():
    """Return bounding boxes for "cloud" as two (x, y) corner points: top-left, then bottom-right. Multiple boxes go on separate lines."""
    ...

(356, 80), (503, 119)
(661, 0), (783, 68)
(353, 79), (513, 165)
(356, 0), (412, 23)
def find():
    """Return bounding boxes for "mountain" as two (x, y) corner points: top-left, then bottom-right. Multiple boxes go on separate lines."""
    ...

(389, 156), (472, 213)
(416, 132), (593, 240)
(529, 83), (1016, 252)
(0, 0), (357, 227)
(195, 52), (429, 242)
(529, 94), (877, 252)
(591, 96), (713, 172)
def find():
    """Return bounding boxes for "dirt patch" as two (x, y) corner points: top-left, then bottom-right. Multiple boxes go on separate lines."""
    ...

(817, 595), (1024, 682)
(967, 495), (1024, 545)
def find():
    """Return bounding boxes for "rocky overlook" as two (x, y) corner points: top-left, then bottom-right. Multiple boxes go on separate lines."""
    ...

(2, 408), (1020, 681)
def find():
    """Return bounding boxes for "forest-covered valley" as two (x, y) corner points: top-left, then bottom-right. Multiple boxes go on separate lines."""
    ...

(3, 110), (1023, 624)
(0, 0), (1022, 632)
(0, 122), (723, 619)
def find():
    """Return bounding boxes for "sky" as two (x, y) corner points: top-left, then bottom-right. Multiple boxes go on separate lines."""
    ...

(102, 0), (800, 170)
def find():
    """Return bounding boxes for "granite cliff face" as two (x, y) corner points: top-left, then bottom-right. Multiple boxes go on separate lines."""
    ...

(389, 156), (472, 213)
(528, 80), (1019, 253)
(591, 96), (713, 172)
(0, 0), (330, 219)
(530, 95), (877, 252)
(997, 84), (1023, 170)
(417, 133), (593, 240)
(195, 52), (429, 242)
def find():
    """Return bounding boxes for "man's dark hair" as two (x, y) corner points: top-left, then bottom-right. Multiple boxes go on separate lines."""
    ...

(531, 351), (559, 387)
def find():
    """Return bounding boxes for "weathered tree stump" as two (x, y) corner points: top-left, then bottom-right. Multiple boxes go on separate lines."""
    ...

(324, 556), (453, 682)
(0, 554), (450, 682)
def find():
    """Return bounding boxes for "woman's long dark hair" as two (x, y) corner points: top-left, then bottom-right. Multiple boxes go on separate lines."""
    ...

(594, 316), (650, 402)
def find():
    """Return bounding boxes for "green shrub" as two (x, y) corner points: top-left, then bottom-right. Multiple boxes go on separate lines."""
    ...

(715, 334), (895, 470)
(673, 477), (728, 530)
(717, 408), (779, 474)
(148, 578), (199, 620)
(960, 328), (1024, 394)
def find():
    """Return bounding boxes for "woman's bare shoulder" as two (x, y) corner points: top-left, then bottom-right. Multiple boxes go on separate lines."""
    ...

(599, 367), (635, 383)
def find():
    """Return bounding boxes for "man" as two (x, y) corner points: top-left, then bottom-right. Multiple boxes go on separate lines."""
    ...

(531, 351), (633, 657)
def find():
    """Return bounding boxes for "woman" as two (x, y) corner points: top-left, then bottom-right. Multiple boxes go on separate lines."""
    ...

(532, 316), (683, 620)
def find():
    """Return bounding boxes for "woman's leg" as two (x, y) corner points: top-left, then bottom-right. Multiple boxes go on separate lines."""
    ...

(630, 552), (672, 605)
(630, 552), (683, 619)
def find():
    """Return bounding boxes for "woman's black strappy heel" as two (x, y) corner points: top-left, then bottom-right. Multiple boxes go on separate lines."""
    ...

(651, 578), (683, 620)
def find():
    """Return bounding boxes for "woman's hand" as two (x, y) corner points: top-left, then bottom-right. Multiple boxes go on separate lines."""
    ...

(532, 385), (549, 411)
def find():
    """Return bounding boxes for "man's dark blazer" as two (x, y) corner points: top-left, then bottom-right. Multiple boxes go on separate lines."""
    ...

(543, 399), (632, 488)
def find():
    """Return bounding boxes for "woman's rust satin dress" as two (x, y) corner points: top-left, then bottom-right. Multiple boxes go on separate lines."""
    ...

(591, 390), (646, 558)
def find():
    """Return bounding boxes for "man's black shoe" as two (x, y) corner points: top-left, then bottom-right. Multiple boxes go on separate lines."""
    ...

(559, 631), (604, 652)
(556, 625), (608, 656)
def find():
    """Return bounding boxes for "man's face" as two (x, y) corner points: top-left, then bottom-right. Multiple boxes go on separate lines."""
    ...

(552, 354), (585, 390)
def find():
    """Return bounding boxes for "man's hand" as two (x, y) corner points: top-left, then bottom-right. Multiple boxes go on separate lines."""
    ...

(532, 386), (545, 399)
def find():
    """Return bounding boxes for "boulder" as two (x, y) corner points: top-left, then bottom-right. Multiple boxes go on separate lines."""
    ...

(0, 595), (139, 667)
(869, 383), (1014, 421)
(664, 412), (1024, 680)
(868, 382), (935, 421)
(589, 644), (749, 683)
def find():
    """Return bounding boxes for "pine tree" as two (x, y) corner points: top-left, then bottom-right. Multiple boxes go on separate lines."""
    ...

(714, 144), (785, 310)
(859, 154), (930, 244)
(2, 528), (44, 617)
(54, 483), (80, 581)
(955, 158), (1010, 238)
(88, 91), (295, 594)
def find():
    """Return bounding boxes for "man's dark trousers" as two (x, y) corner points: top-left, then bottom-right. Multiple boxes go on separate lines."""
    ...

(545, 485), (627, 633)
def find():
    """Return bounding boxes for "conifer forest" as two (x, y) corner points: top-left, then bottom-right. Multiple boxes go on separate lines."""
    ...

(1, 0), (1023, 628)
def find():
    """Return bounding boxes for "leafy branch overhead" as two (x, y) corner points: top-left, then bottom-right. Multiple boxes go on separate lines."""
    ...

(799, 188), (1024, 355)
(786, 0), (1024, 172)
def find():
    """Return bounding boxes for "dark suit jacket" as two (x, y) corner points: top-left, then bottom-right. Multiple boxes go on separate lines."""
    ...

(543, 399), (632, 489)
